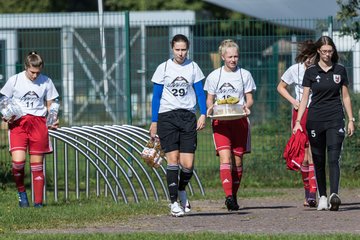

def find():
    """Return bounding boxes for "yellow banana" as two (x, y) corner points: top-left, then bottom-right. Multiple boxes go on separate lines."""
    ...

(226, 96), (239, 104)
(216, 98), (227, 105)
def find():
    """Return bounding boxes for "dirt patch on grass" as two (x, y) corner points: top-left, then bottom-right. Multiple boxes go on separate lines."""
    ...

(20, 188), (360, 234)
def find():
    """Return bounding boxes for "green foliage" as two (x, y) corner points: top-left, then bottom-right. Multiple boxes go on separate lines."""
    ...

(0, 0), (50, 13)
(336, 0), (360, 40)
(0, 130), (11, 190)
(0, 0), (299, 38)
(0, 0), (98, 13)
(105, 0), (203, 11)
(0, 156), (11, 190)
(341, 92), (360, 176)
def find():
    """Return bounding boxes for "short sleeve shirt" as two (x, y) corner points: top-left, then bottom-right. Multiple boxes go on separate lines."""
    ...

(151, 58), (205, 113)
(281, 63), (312, 106)
(204, 66), (256, 106)
(302, 63), (348, 121)
(0, 71), (59, 116)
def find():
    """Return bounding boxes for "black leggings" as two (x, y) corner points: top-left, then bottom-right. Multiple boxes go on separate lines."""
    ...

(306, 119), (345, 197)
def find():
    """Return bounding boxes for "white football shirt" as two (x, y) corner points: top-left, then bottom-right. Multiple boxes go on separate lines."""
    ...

(204, 66), (256, 105)
(151, 58), (205, 113)
(281, 62), (312, 107)
(0, 71), (59, 116)
(281, 63), (307, 102)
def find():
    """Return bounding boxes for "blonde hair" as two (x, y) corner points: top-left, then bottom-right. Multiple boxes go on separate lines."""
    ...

(218, 39), (239, 56)
(24, 51), (43, 69)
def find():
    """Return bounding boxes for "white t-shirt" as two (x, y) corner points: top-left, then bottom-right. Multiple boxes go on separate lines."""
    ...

(0, 71), (59, 116)
(204, 66), (256, 105)
(281, 63), (311, 105)
(151, 58), (205, 113)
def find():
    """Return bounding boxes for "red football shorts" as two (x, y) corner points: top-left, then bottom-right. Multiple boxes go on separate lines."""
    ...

(8, 115), (52, 154)
(212, 117), (251, 156)
(291, 108), (308, 130)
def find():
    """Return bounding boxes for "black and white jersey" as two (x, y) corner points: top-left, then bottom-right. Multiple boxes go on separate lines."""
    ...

(302, 63), (348, 121)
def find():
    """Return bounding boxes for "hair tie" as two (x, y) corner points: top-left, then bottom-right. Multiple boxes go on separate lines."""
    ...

(28, 51), (37, 56)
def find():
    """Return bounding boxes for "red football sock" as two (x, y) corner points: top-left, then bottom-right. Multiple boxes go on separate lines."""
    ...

(300, 165), (310, 194)
(31, 162), (44, 204)
(232, 166), (243, 196)
(308, 164), (317, 197)
(220, 163), (232, 197)
(12, 160), (26, 192)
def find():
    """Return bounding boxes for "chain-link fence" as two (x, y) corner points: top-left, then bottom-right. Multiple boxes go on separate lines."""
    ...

(1, 12), (359, 190)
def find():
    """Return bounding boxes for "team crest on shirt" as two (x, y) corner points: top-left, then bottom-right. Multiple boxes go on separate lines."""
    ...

(333, 74), (341, 84)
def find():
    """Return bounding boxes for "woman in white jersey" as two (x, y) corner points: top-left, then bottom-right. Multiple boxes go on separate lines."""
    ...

(0, 52), (59, 208)
(204, 39), (256, 211)
(277, 40), (318, 208)
(149, 34), (206, 217)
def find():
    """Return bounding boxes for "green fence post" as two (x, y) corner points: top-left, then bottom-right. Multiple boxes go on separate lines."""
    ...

(125, 11), (132, 125)
(328, 16), (333, 38)
(124, 11), (134, 178)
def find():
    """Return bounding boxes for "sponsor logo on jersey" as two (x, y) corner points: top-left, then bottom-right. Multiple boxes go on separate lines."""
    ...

(21, 91), (39, 101)
(217, 82), (239, 98)
(167, 77), (189, 97)
(315, 75), (321, 83)
(333, 74), (341, 84)
(168, 76), (189, 87)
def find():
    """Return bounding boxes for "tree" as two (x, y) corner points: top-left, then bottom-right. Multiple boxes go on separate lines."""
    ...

(0, 0), (98, 13)
(104, 0), (240, 20)
(105, 0), (203, 11)
(336, 0), (360, 40)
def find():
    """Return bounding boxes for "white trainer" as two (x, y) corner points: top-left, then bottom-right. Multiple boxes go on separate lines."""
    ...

(170, 202), (184, 217)
(181, 199), (191, 213)
(179, 190), (191, 213)
(317, 196), (328, 211)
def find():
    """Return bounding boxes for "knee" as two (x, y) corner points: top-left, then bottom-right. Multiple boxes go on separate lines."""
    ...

(327, 144), (342, 164)
(181, 166), (193, 173)
(219, 154), (232, 164)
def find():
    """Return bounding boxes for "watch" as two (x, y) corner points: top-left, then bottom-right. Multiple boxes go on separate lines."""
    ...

(350, 117), (355, 122)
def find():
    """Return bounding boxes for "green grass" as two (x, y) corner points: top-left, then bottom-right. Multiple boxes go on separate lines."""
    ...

(0, 186), (282, 228)
(1, 189), (360, 239)
(0, 187), (289, 234)
(0, 192), (167, 232)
